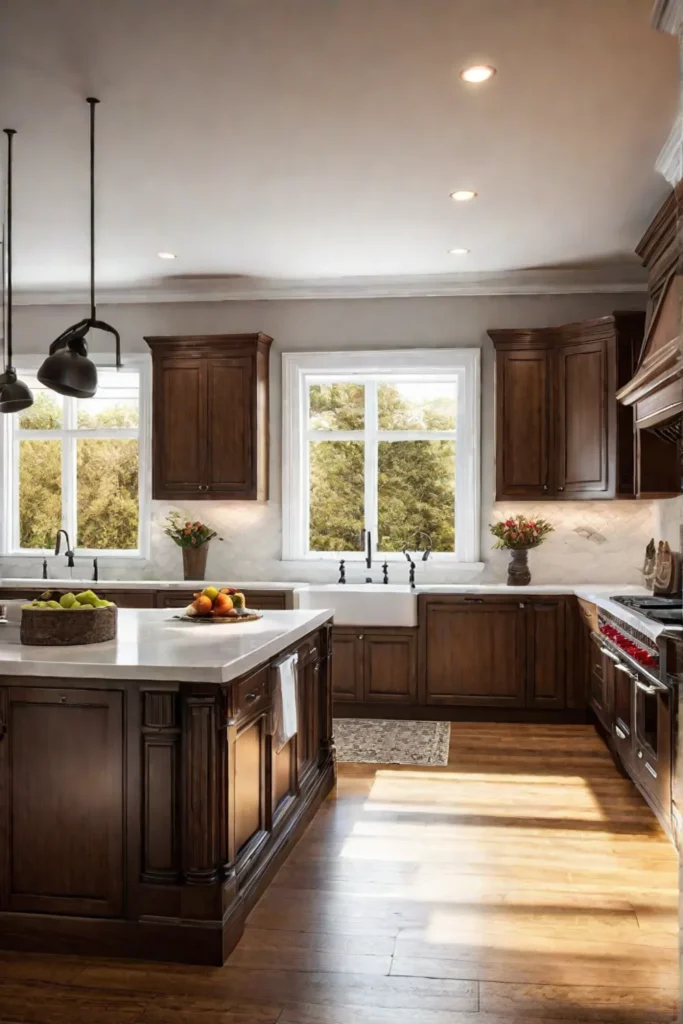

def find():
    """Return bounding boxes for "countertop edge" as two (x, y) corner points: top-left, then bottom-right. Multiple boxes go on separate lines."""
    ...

(0, 609), (334, 684)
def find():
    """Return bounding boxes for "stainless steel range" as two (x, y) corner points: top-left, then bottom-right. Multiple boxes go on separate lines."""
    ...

(591, 595), (682, 833)
(611, 595), (683, 628)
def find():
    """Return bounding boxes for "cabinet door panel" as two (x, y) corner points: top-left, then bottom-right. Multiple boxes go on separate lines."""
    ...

(364, 631), (417, 703)
(234, 712), (268, 855)
(247, 592), (288, 611)
(272, 739), (295, 821)
(296, 655), (320, 783)
(154, 359), (205, 496)
(100, 591), (156, 609)
(206, 357), (253, 497)
(557, 340), (610, 496)
(424, 601), (526, 706)
(527, 601), (565, 708)
(3, 687), (123, 917)
(496, 350), (551, 499)
(331, 630), (363, 702)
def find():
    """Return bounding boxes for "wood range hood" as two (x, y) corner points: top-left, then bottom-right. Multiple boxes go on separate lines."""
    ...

(616, 271), (682, 436)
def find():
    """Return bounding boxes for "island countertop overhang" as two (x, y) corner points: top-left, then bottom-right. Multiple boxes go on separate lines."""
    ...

(0, 608), (334, 684)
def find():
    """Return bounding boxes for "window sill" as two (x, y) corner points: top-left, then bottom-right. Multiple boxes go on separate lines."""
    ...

(282, 556), (485, 571)
(3, 551), (148, 561)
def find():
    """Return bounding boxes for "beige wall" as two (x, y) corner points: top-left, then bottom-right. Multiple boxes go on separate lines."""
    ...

(5, 291), (673, 585)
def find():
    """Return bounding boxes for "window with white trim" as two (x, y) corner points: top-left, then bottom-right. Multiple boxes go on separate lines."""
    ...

(282, 350), (480, 562)
(1, 357), (151, 557)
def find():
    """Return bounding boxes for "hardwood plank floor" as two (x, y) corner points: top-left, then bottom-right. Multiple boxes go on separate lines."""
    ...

(0, 723), (678, 1023)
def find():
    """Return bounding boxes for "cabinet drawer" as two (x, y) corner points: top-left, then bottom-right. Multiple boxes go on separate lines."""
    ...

(157, 590), (197, 609)
(101, 591), (156, 609)
(233, 667), (270, 723)
(247, 591), (288, 611)
(297, 634), (320, 667)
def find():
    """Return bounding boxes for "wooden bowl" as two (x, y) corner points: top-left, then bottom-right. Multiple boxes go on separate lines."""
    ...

(20, 606), (118, 646)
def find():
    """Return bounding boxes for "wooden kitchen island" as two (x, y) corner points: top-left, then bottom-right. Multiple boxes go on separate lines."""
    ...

(0, 608), (334, 965)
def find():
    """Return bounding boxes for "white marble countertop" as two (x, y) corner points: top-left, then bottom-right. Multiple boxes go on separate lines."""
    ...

(415, 583), (650, 596)
(0, 608), (332, 684)
(1, 579), (307, 592)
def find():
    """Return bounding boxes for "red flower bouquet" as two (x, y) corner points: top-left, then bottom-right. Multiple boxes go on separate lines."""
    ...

(489, 515), (553, 551)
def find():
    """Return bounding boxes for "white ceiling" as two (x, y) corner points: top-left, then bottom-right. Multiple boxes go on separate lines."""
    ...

(0, 0), (678, 300)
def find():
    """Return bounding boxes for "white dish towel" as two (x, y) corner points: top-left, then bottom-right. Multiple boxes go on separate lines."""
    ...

(272, 652), (298, 753)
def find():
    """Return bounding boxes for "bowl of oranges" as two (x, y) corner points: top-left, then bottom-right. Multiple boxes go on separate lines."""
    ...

(179, 586), (261, 624)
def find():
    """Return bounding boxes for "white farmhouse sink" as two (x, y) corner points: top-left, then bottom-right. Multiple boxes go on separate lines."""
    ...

(296, 584), (417, 627)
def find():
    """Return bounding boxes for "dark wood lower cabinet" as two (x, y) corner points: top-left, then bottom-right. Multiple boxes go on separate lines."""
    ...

(100, 590), (157, 608)
(0, 686), (124, 918)
(334, 603), (572, 717)
(331, 629), (364, 702)
(526, 600), (566, 709)
(158, 590), (289, 611)
(0, 586), (292, 611)
(364, 631), (417, 703)
(421, 598), (527, 707)
(0, 623), (334, 965)
(233, 710), (269, 858)
(331, 627), (417, 706)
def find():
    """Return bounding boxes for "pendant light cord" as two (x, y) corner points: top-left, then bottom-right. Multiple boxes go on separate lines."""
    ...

(87, 98), (99, 322)
(4, 129), (15, 370)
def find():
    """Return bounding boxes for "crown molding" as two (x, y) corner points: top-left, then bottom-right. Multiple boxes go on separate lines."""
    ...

(651, 0), (683, 33)
(13, 267), (647, 306)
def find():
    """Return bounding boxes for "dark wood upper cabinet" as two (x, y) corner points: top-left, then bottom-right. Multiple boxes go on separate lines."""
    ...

(496, 348), (552, 497)
(156, 359), (206, 495)
(146, 333), (272, 501)
(490, 312), (677, 500)
(556, 335), (609, 497)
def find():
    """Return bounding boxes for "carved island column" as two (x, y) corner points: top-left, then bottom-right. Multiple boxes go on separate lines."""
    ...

(178, 686), (226, 921)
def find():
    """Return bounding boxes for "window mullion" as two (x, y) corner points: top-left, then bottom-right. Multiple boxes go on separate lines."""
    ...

(365, 382), (378, 555)
(12, 434), (20, 551)
(63, 399), (76, 544)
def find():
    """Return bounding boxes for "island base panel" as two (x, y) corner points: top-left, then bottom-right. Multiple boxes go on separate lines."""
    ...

(0, 757), (334, 965)
(0, 621), (334, 965)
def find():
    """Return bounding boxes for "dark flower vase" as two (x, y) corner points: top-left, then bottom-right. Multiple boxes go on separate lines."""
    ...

(507, 547), (531, 586)
(182, 544), (209, 582)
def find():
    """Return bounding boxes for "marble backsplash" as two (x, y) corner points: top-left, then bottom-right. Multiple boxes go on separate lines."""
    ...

(2, 498), (677, 588)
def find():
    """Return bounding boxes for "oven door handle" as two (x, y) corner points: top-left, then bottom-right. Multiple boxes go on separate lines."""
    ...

(632, 675), (668, 694)
(590, 633), (620, 662)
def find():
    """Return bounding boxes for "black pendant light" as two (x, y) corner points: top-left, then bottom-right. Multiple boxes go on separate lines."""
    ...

(0, 129), (34, 414)
(38, 98), (121, 398)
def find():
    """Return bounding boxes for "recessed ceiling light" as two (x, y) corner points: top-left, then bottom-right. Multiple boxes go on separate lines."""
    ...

(448, 248), (470, 255)
(157, 251), (176, 260)
(450, 190), (477, 202)
(460, 64), (496, 84)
